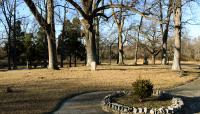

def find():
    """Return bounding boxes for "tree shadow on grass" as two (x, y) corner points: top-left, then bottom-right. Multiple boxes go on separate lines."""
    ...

(0, 69), (8, 72)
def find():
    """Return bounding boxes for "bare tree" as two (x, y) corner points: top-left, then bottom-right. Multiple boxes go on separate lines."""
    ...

(24, 0), (59, 70)
(134, 0), (147, 65)
(12, 0), (17, 69)
(128, 21), (162, 65)
(0, 0), (12, 70)
(95, 17), (100, 64)
(172, 0), (182, 70)
(59, 3), (67, 68)
(0, 0), (18, 70)
(65, 0), (151, 67)
(66, 0), (110, 66)
(65, 0), (101, 66)
(111, 0), (125, 65)
(37, 0), (48, 68)
(160, 0), (173, 65)
(142, 23), (162, 64)
(94, 1), (104, 65)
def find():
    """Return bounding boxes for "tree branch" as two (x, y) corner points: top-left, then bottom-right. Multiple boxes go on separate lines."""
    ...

(93, 4), (165, 24)
(24, 0), (48, 31)
(66, 0), (87, 19)
(96, 0), (102, 7)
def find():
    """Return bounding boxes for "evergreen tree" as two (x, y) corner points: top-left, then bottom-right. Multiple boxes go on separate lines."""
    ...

(57, 18), (86, 67)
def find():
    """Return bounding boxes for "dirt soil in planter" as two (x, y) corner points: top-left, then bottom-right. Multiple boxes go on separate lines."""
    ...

(114, 94), (172, 109)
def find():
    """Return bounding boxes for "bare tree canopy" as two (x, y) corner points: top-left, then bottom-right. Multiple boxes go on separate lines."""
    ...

(0, 0), (199, 71)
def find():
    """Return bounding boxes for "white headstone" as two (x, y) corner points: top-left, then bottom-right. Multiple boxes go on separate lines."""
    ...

(91, 62), (96, 71)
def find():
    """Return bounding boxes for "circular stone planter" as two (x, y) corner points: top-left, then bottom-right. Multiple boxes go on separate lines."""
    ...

(102, 91), (184, 114)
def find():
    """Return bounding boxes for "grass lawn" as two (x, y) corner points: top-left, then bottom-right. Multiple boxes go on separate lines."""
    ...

(0, 61), (199, 114)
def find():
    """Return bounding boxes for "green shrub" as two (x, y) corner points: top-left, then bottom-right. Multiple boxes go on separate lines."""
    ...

(132, 79), (153, 101)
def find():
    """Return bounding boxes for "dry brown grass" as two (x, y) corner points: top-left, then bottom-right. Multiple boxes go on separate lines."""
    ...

(0, 61), (199, 114)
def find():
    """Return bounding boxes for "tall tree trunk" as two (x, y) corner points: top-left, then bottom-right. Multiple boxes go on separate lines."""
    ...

(85, 24), (97, 66)
(74, 51), (77, 67)
(161, 0), (173, 65)
(60, 4), (67, 68)
(111, 0), (125, 65)
(86, 31), (97, 66)
(12, 0), (17, 69)
(46, 0), (58, 69)
(1, 1), (12, 70)
(84, 55), (87, 66)
(80, 18), (97, 66)
(118, 28), (124, 65)
(172, 0), (182, 71)
(143, 48), (148, 65)
(152, 55), (155, 65)
(7, 31), (11, 70)
(109, 45), (112, 65)
(60, 49), (64, 68)
(162, 32), (168, 65)
(134, 16), (143, 65)
(24, 0), (58, 70)
(134, 0), (146, 65)
(44, 37), (48, 68)
(44, 0), (48, 68)
(92, 1), (100, 65)
(69, 53), (72, 67)
(95, 17), (100, 65)
(26, 60), (30, 69)
(134, 41), (139, 65)
(46, 31), (58, 69)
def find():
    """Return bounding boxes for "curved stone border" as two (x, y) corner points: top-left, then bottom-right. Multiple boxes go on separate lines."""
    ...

(102, 91), (184, 114)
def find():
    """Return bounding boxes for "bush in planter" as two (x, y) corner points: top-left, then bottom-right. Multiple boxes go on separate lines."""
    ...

(132, 79), (153, 102)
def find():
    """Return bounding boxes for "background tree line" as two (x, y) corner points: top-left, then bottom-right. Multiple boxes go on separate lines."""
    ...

(0, 0), (199, 71)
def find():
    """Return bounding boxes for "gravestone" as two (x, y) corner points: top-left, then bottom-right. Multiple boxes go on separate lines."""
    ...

(91, 62), (96, 71)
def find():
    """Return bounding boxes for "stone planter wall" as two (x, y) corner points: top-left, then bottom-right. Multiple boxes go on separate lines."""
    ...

(102, 91), (184, 114)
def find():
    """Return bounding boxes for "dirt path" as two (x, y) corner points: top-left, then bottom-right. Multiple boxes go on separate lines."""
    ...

(53, 91), (113, 114)
(169, 78), (200, 114)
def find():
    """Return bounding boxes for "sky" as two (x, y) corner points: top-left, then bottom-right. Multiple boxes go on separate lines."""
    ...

(182, 2), (200, 39)
(1, 0), (200, 42)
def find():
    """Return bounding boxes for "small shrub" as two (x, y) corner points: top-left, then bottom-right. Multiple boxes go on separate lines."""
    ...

(132, 79), (153, 102)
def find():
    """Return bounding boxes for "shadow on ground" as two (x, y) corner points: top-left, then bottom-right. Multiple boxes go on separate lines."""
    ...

(170, 95), (200, 114)
(167, 78), (200, 114)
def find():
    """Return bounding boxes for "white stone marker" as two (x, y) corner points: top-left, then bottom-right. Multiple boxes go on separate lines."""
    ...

(91, 61), (96, 71)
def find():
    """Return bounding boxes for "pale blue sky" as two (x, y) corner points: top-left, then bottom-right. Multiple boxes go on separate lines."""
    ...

(1, 1), (200, 40)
